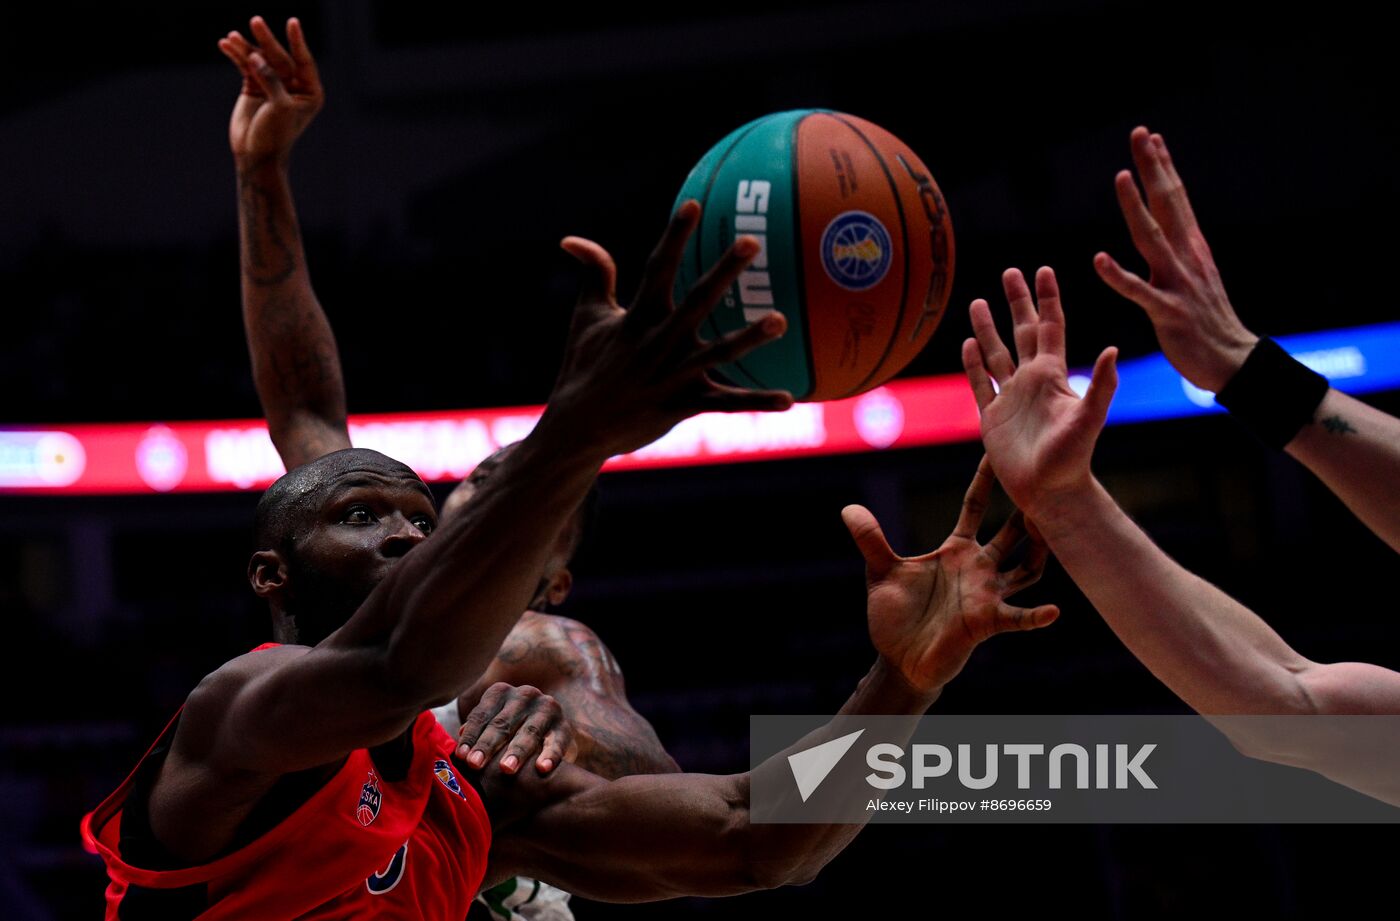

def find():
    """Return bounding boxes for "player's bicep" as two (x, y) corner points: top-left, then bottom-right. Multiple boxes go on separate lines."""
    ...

(199, 645), (422, 775)
(490, 767), (760, 902)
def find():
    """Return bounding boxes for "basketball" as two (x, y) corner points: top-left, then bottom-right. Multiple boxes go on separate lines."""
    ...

(674, 109), (955, 402)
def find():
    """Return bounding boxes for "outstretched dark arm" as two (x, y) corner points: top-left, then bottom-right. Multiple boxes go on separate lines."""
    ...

(480, 458), (1057, 900)
(483, 659), (929, 901)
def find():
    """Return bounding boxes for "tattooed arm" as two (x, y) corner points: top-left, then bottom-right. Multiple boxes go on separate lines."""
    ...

(459, 613), (679, 778)
(1282, 389), (1400, 553)
(219, 18), (351, 469)
(1094, 126), (1400, 553)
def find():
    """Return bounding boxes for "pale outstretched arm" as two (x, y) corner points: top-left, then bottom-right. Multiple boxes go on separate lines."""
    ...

(1095, 126), (1400, 553)
(963, 267), (1400, 800)
(1283, 388), (1400, 552)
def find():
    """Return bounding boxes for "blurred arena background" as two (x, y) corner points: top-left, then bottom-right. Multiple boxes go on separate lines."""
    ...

(2, 2), (1396, 917)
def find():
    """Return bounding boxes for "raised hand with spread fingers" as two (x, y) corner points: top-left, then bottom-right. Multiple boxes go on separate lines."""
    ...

(960, 266), (1118, 521)
(843, 456), (1058, 695)
(1095, 127), (1400, 552)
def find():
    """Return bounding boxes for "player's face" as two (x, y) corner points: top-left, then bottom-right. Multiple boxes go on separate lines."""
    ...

(291, 470), (439, 601)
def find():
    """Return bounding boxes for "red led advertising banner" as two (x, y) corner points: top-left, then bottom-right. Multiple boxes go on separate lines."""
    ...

(0, 375), (980, 496)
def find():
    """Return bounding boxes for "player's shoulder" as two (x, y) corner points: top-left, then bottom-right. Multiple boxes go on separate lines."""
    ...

(517, 612), (599, 646)
(179, 645), (315, 756)
(188, 644), (313, 704)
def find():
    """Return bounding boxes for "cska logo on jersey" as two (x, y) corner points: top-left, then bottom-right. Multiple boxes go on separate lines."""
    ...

(356, 770), (383, 827)
(433, 759), (467, 801)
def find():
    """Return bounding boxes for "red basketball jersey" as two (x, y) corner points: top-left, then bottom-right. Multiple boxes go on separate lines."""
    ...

(83, 706), (492, 919)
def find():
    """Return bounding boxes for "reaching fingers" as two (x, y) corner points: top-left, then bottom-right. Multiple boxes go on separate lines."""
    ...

(247, 51), (292, 106)
(1130, 126), (1186, 244)
(630, 201), (701, 325)
(561, 236), (618, 306)
(533, 711), (579, 774)
(961, 336), (997, 411)
(286, 17), (318, 74)
(217, 39), (250, 77)
(1149, 132), (1201, 234)
(456, 684), (537, 770)
(455, 683), (506, 766)
(1003, 267), (1039, 363)
(1002, 526), (1050, 593)
(969, 297), (1015, 383)
(1079, 346), (1119, 429)
(841, 504), (897, 579)
(249, 15), (297, 80)
(689, 382), (794, 414)
(674, 235), (761, 331)
(1131, 127), (1197, 248)
(1033, 267), (1066, 359)
(218, 34), (260, 87)
(1092, 251), (1163, 315)
(992, 602), (1060, 634)
(223, 30), (256, 63)
(982, 509), (1028, 565)
(1114, 169), (1174, 272)
(952, 455), (996, 539)
(685, 311), (786, 371)
(500, 696), (572, 775)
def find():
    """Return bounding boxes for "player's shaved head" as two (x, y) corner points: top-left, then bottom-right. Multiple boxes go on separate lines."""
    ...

(251, 448), (434, 646)
(254, 447), (430, 554)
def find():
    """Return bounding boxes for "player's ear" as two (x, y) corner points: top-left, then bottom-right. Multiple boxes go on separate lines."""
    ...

(544, 568), (573, 607)
(249, 549), (289, 599)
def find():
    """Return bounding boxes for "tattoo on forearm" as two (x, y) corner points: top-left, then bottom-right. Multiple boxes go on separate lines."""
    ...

(238, 173), (297, 286)
(1321, 415), (1357, 435)
(257, 292), (344, 416)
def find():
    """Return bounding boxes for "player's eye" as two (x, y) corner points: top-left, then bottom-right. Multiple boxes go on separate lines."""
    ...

(411, 515), (435, 536)
(343, 505), (376, 524)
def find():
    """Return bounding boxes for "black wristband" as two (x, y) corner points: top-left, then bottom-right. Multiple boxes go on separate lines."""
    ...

(1214, 337), (1329, 449)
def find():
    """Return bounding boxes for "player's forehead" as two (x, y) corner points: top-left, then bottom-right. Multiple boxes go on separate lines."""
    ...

(293, 449), (433, 508)
(322, 468), (434, 505)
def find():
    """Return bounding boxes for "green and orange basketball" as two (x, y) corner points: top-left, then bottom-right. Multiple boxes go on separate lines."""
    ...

(675, 110), (954, 402)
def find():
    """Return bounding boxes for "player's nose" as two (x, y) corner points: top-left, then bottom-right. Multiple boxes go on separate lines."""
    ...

(380, 515), (428, 557)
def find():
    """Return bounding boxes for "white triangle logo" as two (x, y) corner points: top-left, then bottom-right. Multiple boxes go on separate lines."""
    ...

(787, 729), (865, 802)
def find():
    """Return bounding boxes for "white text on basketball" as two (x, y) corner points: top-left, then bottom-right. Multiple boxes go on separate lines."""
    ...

(735, 180), (773, 319)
